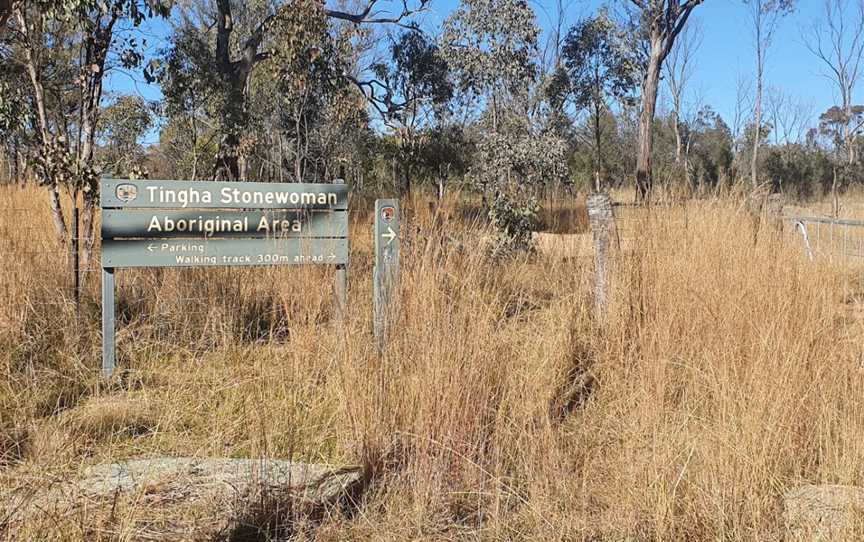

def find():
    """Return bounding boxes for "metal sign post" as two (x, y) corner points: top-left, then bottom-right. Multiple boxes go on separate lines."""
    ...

(334, 179), (348, 327)
(100, 178), (350, 377)
(373, 199), (399, 350)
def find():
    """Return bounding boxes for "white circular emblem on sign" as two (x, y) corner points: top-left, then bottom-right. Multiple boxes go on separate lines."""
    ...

(115, 183), (138, 203)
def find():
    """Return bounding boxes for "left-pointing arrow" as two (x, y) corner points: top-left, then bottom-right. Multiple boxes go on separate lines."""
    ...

(147, 244), (156, 252)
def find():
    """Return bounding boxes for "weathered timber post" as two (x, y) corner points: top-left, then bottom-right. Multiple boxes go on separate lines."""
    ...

(746, 185), (769, 244)
(587, 193), (614, 324)
(766, 193), (784, 234)
(374, 199), (400, 350)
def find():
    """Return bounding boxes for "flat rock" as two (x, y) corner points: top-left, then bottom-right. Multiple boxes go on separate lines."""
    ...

(784, 484), (864, 541)
(7, 457), (363, 541)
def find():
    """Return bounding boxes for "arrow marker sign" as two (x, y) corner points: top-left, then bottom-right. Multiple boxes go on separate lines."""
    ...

(374, 200), (399, 350)
(383, 226), (396, 245)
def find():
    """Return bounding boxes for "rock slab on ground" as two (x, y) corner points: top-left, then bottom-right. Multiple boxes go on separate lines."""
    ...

(9, 457), (363, 541)
(784, 484), (864, 541)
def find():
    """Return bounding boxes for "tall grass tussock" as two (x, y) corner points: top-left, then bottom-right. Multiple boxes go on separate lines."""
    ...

(1, 184), (863, 540)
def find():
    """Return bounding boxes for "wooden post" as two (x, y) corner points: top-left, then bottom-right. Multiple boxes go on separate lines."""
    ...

(374, 199), (399, 350)
(766, 193), (784, 234)
(587, 193), (614, 325)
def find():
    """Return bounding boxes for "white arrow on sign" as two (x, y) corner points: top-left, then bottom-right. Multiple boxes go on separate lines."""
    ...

(382, 226), (397, 245)
(329, 252), (337, 261)
(147, 244), (156, 253)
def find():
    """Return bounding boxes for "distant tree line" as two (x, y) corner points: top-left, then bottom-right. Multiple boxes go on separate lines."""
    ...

(2, 0), (864, 251)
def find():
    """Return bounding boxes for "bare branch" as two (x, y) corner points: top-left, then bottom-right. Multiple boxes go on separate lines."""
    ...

(326, 0), (428, 27)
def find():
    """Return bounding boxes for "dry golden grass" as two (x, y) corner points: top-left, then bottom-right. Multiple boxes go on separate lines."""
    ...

(1, 184), (864, 540)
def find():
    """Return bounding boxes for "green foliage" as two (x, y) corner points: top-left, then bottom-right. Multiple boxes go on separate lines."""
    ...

(556, 9), (638, 186)
(557, 9), (638, 111)
(385, 31), (453, 119)
(98, 95), (153, 176)
(488, 190), (539, 254)
(568, 109), (629, 189)
(441, 0), (538, 99)
(689, 106), (734, 188)
(819, 105), (864, 158)
(31, 0), (170, 25)
(469, 130), (569, 194)
(0, 80), (30, 137)
(157, 25), (218, 121)
(764, 143), (833, 199)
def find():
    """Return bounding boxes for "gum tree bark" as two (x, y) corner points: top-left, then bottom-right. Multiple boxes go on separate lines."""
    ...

(630, 0), (705, 202)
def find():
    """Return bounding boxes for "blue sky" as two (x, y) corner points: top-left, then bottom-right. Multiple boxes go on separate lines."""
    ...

(107, 0), (843, 144)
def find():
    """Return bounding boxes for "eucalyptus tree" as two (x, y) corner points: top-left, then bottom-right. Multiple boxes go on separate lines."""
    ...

(440, 0), (539, 132)
(0, 57), (30, 183)
(162, 0), (430, 182)
(98, 95), (152, 176)
(624, 0), (706, 201)
(743, 0), (796, 189)
(804, 0), (864, 169)
(663, 19), (702, 176)
(9, 0), (169, 260)
(369, 31), (453, 194)
(558, 9), (638, 190)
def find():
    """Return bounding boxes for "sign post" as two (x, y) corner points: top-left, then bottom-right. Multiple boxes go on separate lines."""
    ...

(100, 178), (350, 377)
(334, 179), (348, 327)
(373, 199), (399, 350)
(102, 266), (115, 376)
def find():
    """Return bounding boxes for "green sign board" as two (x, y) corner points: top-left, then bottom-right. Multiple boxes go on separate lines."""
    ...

(100, 178), (350, 377)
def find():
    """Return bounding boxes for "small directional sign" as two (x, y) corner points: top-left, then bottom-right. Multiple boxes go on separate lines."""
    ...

(374, 199), (399, 349)
(381, 225), (397, 245)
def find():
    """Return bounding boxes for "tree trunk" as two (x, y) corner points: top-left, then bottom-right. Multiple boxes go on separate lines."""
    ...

(17, 8), (67, 243)
(11, 141), (20, 182)
(79, 17), (115, 266)
(672, 108), (682, 165)
(593, 102), (602, 191)
(750, 66), (763, 189)
(212, 0), (266, 181)
(214, 122), (243, 181)
(844, 102), (855, 166)
(636, 38), (663, 203)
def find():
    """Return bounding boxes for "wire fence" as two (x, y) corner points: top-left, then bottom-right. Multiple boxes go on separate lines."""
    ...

(786, 215), (864, 265)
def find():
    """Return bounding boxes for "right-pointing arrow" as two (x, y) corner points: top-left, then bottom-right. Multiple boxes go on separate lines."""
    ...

(382, 226), (396, 245)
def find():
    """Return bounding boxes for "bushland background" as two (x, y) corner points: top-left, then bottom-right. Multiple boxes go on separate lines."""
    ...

(4, 0), (864, 540)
